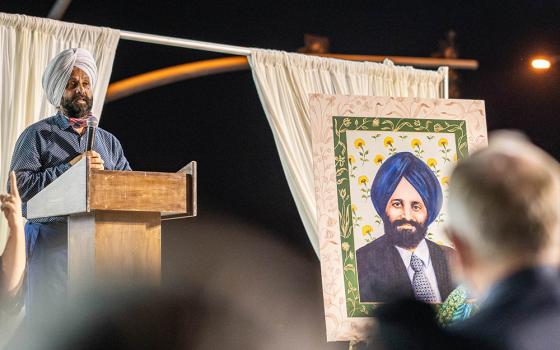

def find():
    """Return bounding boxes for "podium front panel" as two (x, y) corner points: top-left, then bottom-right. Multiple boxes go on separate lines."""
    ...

(88, 170), (186, 213)
(68, 210), (161, 291)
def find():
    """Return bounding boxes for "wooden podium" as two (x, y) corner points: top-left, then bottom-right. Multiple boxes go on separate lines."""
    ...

(26, 158), (196, 291)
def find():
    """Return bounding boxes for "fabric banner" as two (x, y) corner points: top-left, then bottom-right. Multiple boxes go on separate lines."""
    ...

(310, 94), (487, 341)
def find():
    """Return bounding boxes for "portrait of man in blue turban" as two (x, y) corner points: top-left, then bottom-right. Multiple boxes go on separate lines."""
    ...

(356, 152), (455, 303)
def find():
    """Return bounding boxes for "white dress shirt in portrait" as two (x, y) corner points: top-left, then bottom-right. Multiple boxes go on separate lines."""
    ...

(395, 239), (442, 302)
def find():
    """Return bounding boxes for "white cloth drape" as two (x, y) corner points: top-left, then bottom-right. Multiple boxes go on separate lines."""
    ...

(0, 13), (120, 250)
(249, 49), (446, 256)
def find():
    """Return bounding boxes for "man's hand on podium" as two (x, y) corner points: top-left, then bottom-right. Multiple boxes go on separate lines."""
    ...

(69, 150), (105, 170)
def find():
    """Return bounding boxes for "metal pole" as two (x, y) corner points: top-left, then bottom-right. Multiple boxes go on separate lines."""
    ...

(439, 66), (450, 99)
(119, 30), (252, 56)
(325, 54), (477, 70)
(47, 0), (73, 20)
(119, 31), (479, 72)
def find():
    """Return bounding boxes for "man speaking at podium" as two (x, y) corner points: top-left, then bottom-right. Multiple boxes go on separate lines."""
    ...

(8, 48), (131, 317)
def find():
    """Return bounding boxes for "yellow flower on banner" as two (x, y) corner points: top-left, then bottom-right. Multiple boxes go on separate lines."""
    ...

(341, 242), (350, 252)
(438, 138), (449, 147)
(358, 175), (368, 185)
(348, 155), (355, 165)
(351, 204), (357, 213)
(383, 136), (394, 147)
(453, 153), (458, 162)
(441, 176), (449, 185)
(374, 154), (384, 165)
(427, 158), (437, 167)
(354, 138), (365, 148)
(411, 138), (422, 148)
(362, 225), (373, 236)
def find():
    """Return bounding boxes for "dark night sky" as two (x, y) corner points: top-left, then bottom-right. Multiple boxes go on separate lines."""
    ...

(3, 0), (560, 258)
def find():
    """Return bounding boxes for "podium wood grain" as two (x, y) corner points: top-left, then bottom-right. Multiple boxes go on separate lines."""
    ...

(68, 210), (161, 291)
(89, 170), (186, 213)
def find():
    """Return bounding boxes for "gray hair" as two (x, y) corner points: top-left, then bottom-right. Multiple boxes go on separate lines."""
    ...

(448, 131), (560, 262)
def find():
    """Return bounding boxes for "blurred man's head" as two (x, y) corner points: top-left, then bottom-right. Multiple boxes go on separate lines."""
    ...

(447, 131), (560, 295)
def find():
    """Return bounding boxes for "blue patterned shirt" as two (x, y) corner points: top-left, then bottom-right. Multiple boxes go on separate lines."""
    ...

(9, 112), (131, 223)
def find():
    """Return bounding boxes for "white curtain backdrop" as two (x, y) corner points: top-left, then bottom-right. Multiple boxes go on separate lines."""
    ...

(0, 13), (120, 250)
(249, 49), (446, 256)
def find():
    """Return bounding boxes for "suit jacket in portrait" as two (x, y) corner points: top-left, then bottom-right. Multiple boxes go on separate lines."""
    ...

(356, 234), (455, 303)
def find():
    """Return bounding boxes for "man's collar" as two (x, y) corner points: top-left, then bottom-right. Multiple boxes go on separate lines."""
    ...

(53, 111), (72, 130)
(395, 239), (430, 267)
(54, 111), (90, 131)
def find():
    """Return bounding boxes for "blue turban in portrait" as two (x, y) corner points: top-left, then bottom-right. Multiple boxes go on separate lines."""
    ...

(371, 152), (443, 226)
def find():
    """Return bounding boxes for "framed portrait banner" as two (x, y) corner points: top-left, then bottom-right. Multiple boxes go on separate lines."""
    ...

(310, 94), (487, 341)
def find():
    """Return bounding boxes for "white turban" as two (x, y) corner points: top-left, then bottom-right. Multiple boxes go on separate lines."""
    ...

(42, 48), (98, 107)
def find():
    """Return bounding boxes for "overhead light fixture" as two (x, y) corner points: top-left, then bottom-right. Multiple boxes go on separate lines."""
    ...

(531, 58), (552, 70)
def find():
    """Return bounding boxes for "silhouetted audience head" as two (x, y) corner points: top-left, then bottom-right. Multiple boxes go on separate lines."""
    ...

(447, 131), (560, 296)
(11, 286), (239, 350)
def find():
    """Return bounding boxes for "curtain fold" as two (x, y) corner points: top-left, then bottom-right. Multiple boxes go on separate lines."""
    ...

(0, 12), (120, 250)
(249, 49), (445, 256)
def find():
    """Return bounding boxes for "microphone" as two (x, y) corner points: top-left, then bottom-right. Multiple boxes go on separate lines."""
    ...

(86, 114), (98, 152)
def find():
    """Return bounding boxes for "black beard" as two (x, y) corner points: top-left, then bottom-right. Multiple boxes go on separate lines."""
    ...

(60, 94), (93, 118)
(384, 218), (427, 249)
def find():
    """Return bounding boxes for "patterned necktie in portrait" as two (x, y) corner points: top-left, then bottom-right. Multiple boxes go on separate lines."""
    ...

(410, 254), (437, 303)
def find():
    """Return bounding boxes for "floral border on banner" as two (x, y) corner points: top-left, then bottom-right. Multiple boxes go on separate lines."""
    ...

(333, 116), (468, 317)
(309, 94), (487, 342)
